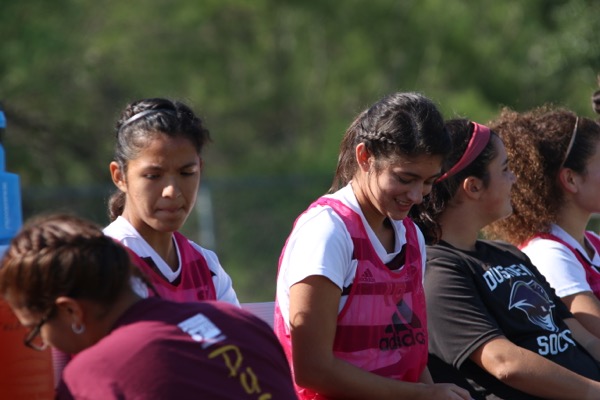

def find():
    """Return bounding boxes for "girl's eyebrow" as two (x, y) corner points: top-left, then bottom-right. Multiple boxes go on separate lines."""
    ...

(398, 171), (442, 180)
(140, 161), (199, 170)
(180, 162), (200, 169)
(397, 171), (421, 179)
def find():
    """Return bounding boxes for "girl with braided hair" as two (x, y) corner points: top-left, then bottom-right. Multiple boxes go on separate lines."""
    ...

(273, 92), (471, 399)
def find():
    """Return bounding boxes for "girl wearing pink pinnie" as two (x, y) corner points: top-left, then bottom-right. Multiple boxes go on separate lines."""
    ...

(105, 97), (239, 305)
(274, 92), (471, 400)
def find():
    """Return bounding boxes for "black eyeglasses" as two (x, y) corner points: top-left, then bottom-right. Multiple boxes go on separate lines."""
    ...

(24, 310), (53, 351)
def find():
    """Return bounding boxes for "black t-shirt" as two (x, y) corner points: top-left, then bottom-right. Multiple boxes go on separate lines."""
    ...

(425, 240), (600, 400)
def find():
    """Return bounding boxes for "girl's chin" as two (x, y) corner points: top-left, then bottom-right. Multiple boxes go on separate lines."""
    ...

(388, 210), (411, 221)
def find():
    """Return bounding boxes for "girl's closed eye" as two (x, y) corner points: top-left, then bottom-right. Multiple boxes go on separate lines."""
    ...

(396, 175), (413, 184)
(181, 169), (198, 177)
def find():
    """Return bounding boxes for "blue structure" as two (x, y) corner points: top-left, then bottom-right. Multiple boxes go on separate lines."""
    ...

(0, 107), (22, 251)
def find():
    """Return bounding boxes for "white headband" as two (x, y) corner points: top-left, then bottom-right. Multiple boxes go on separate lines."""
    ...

(119, 109), (176, 131)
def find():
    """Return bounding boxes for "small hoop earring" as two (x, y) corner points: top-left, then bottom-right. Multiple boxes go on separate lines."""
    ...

(72, 322), (86, 335)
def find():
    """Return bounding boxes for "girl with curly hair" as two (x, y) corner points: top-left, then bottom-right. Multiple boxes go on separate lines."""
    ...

(485, 106), (600, 339)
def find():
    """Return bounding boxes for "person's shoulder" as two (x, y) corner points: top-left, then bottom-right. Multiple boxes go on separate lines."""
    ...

(426, 242), (463, 260)
(185, 236), (211, 255)
(103, 217), (139, 241)
(196, 300), (257, 320)
(483, 239), (529, 260)
(174, 233), (216, 261)
(291, 200), (350, 239)
(424, 243), (475, 275)
(482, 239), (518, 252)
(426, 240), (525, 268)
(586, 230), (600, 242)
(183, 238), (230, 274)
(185, 300), (274, 335)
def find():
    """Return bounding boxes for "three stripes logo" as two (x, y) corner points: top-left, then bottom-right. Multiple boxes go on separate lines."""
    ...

(379, 298), (426, 350)
(360, 268), (376, 283)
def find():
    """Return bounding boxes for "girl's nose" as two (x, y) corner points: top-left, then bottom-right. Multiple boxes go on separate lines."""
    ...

(407, 184), (424, 204)
(163, 183), (181, 198)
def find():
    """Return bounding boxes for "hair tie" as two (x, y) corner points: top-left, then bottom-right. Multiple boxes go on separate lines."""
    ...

(436, 122), (491, 183)
(118, 108), (176, 133)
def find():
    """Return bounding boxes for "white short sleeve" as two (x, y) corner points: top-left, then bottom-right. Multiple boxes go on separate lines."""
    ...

(189, 242), (240, 306)
(276, 205), (356, 326)
(522, 238), (591, 297)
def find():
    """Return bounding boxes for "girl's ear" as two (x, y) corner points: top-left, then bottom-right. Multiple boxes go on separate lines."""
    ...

(54, 296), (85, 325)
(355, 143), (371, 172)
(109, 162), (127, 192)
(557, 167), (578, 194)
(462, 176), (483, 199)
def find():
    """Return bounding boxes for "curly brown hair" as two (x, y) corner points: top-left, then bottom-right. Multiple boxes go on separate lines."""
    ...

(483, 105), (600, 244)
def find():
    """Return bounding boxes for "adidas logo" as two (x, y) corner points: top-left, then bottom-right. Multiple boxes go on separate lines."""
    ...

(379, 299), (426, 350)
(360, 268), (376, 283)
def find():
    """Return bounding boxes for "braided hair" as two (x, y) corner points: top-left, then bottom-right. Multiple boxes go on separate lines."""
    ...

(329, 92), (449, 192)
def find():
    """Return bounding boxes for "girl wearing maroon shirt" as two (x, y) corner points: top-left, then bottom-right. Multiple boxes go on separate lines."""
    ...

(0, 214), (297, 400)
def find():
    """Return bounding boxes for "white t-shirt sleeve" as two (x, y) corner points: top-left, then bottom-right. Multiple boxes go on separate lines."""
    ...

(190, 242), (241, 307)
(276, 206), (355, 326)
(522, 238), (592, 297)
(281, 206), (353, 289)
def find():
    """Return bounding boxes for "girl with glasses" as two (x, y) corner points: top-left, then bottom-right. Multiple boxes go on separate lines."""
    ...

(0, 214), (296, 399)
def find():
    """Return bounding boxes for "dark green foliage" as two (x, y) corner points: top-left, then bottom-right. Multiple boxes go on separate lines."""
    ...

(3, 0), (600, 301)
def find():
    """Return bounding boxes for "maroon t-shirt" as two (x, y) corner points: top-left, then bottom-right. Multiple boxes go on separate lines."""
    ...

(56, 298), (297, 399)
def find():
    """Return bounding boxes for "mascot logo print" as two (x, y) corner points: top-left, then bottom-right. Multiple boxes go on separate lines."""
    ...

(508, 280), (559, 332)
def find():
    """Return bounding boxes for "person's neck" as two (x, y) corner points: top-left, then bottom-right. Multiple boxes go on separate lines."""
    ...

(121, 213), (177, 269)
(437, 203), (483, 252)
(145, 233), (176, 267)
(351, 180), (387, 229)
(556, 204), (592, 247)
(91, 290), (143, 344)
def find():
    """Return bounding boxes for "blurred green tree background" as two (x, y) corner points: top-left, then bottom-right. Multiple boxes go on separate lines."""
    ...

(1, 0), (599, 301)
